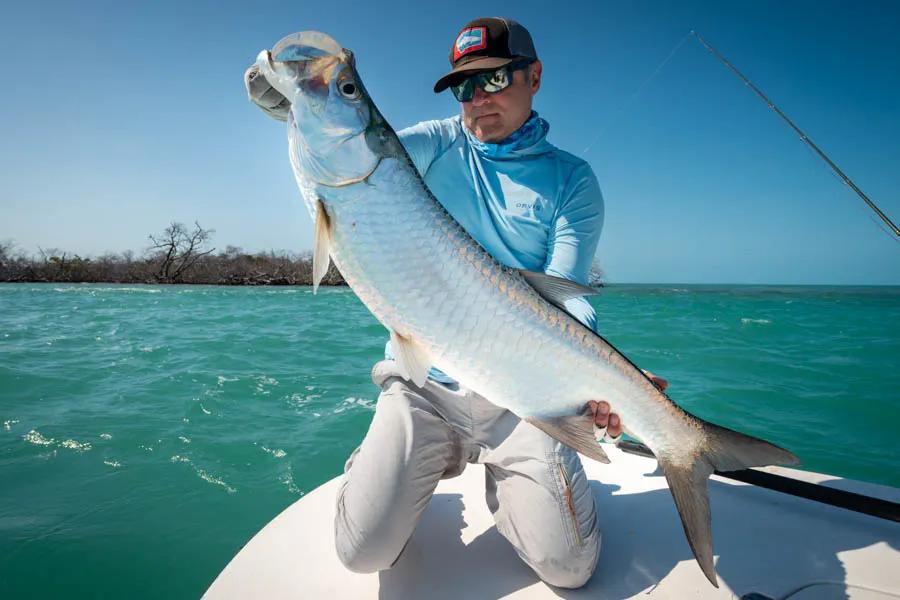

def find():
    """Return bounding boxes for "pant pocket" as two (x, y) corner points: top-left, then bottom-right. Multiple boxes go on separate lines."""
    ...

(548, 451), (588, 551)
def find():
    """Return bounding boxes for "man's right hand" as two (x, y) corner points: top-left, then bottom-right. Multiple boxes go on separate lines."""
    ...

(244, 63), (291, 122)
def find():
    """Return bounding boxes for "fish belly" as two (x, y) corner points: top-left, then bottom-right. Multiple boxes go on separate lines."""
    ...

(307, 158), (696, 450)
(284, 116), (797, 589)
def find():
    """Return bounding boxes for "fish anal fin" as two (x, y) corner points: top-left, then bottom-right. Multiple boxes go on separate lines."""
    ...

(390, 331), (430, 388)
(313, 199), (332, 294)
(525, 414), (610, 464)
(519, 270), (598, 311)
(657, 418), (799, 587)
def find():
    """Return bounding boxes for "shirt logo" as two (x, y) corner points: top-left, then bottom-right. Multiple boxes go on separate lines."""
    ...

(454, 27), (487, 61)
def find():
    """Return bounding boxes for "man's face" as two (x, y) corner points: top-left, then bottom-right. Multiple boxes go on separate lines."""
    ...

(460, 60), (542, 143)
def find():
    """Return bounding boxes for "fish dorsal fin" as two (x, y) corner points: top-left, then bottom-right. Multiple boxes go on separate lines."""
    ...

(390, 331), (431, 388)
(519, 270), (598, 310)
(313, 199), (332, 294)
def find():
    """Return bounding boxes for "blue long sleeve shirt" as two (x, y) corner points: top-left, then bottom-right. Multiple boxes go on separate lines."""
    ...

(387, 113), (605, 382)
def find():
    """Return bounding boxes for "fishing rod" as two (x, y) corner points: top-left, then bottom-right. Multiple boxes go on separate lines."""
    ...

(618, 440), (900, 523)
(690, 30), (900, 239)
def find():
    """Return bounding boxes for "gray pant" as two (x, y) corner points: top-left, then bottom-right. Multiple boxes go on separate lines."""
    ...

(334, 360), (601, 589)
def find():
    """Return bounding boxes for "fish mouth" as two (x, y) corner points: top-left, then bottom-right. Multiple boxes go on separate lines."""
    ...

(271, 30), (342, 62)
(258, 31), (346, 104)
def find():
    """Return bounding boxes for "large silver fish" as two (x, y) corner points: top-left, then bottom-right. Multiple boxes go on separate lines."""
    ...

(253, 31), (799, 587)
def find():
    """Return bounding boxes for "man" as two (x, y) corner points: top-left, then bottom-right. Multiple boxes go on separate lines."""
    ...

(246, 17), (667, 589)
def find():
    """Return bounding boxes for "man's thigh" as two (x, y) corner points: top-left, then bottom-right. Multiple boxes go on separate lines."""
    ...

(334, 369), (466, 573)
(481, 410), (601, 589)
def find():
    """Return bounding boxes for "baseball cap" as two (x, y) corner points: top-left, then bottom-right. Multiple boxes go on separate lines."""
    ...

(433, 17), (538, 93)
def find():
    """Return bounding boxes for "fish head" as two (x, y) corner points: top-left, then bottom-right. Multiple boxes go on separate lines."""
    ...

(257, 31), (392, 189)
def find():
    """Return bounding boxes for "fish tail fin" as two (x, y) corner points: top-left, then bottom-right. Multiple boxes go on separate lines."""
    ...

(658, 419), (799, 588)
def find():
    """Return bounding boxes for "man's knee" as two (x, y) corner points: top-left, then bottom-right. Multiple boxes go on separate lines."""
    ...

(334, 533), (400, 573)
(334, 492), (406, 574)
(332, 373), (457, 575)
(529, 531), (601, 589)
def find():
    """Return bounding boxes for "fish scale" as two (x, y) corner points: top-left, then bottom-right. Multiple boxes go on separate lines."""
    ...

(255, 30), (798, 587)
(305, 155), (677, 436)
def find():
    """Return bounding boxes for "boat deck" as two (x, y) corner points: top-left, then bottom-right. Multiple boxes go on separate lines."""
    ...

(205, 444), (900, 599)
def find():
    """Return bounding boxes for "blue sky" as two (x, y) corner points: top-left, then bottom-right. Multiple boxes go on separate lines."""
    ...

(2, 0), (898, 284)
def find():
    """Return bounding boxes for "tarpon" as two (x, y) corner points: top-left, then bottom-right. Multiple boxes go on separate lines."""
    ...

(253, 30), (799, 587)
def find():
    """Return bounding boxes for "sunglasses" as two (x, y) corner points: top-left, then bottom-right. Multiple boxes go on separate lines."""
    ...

(450, 60), (535, 102)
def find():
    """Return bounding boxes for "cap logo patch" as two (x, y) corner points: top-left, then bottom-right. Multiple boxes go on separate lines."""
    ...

(453, 27), (487, 61)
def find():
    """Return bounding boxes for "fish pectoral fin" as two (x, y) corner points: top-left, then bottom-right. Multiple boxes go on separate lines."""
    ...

(390, 331), (431, 388)
(519, 270), (598, 311)
(525, 414), (610, 464)
(313, 199), (332, 294)
(658, 419), (799, 588)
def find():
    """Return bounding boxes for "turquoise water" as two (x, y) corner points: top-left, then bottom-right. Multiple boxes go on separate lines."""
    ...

(1, 283), (898, 598)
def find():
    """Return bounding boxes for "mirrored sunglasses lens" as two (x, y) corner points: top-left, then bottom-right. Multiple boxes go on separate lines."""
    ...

(451, 64), (518, 101)
(481, 68), (509, 92)
(452, 78), (474, 102)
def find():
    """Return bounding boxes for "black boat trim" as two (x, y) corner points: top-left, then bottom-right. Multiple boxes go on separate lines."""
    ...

(617, 440), (900, 523)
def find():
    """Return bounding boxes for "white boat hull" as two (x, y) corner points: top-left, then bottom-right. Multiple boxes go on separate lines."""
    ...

(204, 445), (900, 599)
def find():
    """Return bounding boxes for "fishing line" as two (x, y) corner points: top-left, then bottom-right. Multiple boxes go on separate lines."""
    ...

(690, 30), (900, 241)
(581, 31), (692, 156)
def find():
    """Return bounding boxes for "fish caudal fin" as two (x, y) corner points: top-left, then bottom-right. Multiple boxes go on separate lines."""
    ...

(658, 419), (799, 587)
(525, 414), (610, 464)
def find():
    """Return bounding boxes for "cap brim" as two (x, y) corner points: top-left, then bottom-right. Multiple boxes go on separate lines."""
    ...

(433, 56), (514, 93)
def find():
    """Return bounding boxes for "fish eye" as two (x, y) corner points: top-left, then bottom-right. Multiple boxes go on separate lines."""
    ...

(338, 77), (360, 100)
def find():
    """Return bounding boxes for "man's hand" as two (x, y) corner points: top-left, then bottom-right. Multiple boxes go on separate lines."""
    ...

(244, 63), (291, 121)
(644, 370), (668, 393)
(587, 370), (668, 442)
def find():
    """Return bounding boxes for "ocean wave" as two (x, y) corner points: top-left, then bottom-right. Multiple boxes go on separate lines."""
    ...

(741, 318), (772, 325)
(260, 445), (287, 458)
(196, 469), (235, 493)
(23, 432), (92, 453)
(810, 355), (860, 366)
(170, 455), (235, 493)
(103, 460), (122, 468)
(60, 439), (92, 452)
(23, 430), (55, 446)
(4, 419), (19, 431)
(334, 397), (375, 413)
(280, 473), (302, 494)
(287, 391), (322, 408)
(254, 375), (279, 395)
(113, 287), (161, 293)
(50, 286), (161, 294)
(216, 375), (239, 386)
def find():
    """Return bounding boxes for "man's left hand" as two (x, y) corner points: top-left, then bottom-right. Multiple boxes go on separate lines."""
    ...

(587, 370), (668, 441)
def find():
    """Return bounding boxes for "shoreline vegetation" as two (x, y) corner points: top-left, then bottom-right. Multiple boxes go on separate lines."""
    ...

(1, 222), (606, 287)
(1, 222), (346, 287)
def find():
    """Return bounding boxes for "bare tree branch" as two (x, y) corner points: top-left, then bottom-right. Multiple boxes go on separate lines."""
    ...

(148, 221), (216, 282)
